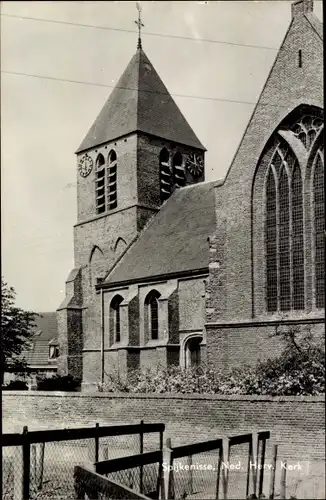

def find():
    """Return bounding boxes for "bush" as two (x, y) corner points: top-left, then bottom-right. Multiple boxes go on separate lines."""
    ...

(2, 380), (28, 390)
(99, 326), (324, 396)
(36, 374), (81, 392)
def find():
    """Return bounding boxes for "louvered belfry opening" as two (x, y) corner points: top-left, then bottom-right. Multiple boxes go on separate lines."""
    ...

(173, 152), (186, 187)
(107, 150), (118, 210)
(95, 154), (106, 214)
(159, 147), (171, 202)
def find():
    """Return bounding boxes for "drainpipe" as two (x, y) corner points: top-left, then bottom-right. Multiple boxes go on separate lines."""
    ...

(100, 287), (105, 386)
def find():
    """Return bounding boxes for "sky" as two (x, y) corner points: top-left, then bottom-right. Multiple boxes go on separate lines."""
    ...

(1, 0), (323, 312)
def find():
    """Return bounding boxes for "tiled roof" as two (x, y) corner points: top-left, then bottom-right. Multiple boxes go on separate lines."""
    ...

(304, 12), (323, 40)
(104, 181), (216, 285)
(76, 48), (205, 153)
(21, 312), (58, 368)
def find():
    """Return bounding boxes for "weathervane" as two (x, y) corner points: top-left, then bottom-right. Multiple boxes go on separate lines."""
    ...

(135, 2), (144, 49)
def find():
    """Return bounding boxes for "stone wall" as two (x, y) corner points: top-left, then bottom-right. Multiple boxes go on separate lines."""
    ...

(2, 392), (324, 462)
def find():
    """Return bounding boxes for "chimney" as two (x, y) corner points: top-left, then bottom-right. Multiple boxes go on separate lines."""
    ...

(291, 0), (313, 18)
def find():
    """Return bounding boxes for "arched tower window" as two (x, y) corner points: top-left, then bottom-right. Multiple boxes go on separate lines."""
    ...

(107, 150), (117, 210)
(95, 154), (106, 214)
(110, 295), (123, 343)
(278, 166), (290, 311)
(291, 162), (304, 310)
(266, 169), (277, 312)
(172, 152), (185, 187)
(159, 148), (171, 202)
(145, 290), (161, 340)
(313, 148), (324, 309)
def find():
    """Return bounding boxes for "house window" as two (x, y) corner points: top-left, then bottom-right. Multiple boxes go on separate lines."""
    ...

(107, 150), (117, 210)
(110, 295), (123, 343)
(313, 149), (324, 308)
(159, 148), (171, 202)
(145, 290), (161, 340)
(95, 154), (106, 214)
(49, 346), (59, 359)
(173, 152), (185, 187)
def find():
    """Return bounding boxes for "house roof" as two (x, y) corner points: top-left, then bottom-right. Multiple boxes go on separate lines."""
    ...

(104, 180), (216, 286)
(76, 48), (205, 153)
(21, 312), (58, 368)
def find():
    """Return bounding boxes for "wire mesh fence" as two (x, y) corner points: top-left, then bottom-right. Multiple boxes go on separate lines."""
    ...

(2, 422), (164, 500)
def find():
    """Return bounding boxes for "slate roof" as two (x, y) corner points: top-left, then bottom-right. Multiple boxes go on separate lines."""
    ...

(77, 48), (205, 153)
(304, 12), (323, 40)
(21, 312), (58, 368)
(104, 181), (217, 285)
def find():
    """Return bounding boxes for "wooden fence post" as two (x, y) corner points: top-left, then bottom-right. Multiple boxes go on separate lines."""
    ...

(157, 429), (164, 499)
(36, 443), (45, 490)
(95, 423), (99, 464)
(215, 446), (222, 500)
(250, 432), (259, 497)
(187, 454), (193, 495)
(279, 459), (286, 500)
(221, 437), (230, 500)
(22, 426), (30, 500)
(162, 437), (174, 500)
(268, 444), (278, 499)
(139, 420), (144, 494)
(258, 436), (267, 497)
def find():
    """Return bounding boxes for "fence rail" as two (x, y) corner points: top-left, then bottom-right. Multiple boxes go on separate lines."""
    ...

(2, 421), (165, 500)
(74, 466), (152, 499)
(93, 430), (271, 499)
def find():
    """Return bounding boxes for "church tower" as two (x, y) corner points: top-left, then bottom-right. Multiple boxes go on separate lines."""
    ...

(57, 20), (206, 380)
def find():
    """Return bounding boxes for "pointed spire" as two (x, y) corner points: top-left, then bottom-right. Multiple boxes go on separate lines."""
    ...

(135, 2), (144, 50)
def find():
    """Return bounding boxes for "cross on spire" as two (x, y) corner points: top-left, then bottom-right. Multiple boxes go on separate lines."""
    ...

(135, 2), (144, 49)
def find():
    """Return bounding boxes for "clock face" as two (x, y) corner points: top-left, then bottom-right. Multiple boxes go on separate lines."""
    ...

(78, 154), (93, 178)
(186, 153), (204, 177)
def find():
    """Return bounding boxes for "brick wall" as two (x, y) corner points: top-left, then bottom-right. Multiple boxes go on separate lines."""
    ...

(2, 392), (324, 462)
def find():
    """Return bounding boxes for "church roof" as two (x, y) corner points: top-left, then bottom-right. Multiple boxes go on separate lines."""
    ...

(76, 48), (205, 153)
(304, 12), (323, 40)
(104, 181), (217, 286)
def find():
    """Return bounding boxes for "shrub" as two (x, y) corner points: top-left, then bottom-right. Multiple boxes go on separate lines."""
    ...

(36, 374), (81, 392)
(2, 380), (28, 390)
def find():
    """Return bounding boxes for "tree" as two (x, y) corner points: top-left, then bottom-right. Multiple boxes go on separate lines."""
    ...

(1, 278), (38, 381)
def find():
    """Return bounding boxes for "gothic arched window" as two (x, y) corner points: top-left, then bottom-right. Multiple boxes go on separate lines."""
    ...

(110, 295), (123, 343)
(260, 107), (324, 313)
(172, 152), (185, 187)
(107, 150), (117, 210)
(95, 154), (106, 214)
(145, 290), (161, 340)
(313, 148), (324, 309)
(291, 115), (323, 150)
(159, 148), (171, 202)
